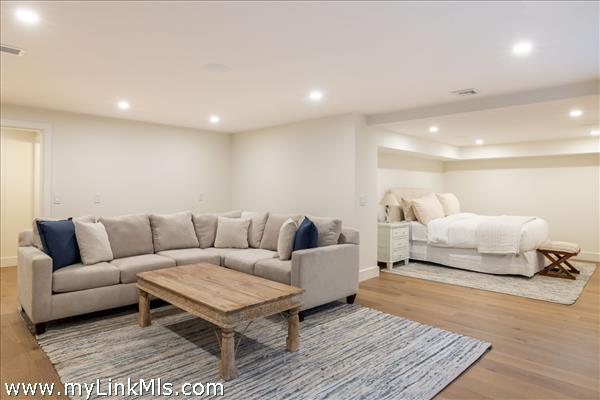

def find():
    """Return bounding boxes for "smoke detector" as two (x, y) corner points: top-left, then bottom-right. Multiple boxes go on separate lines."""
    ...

(1, 44), (26, 56)
(452, 88), (479, 97)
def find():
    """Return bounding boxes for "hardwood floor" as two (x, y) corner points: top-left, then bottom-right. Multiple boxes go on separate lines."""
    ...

(1, 263), (598, 399)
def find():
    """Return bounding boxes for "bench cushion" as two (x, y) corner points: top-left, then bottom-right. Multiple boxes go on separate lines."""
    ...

(53, 262), (120, 293)
(111, 254), (175, 283)
(254, 258), (291, 284)
(539, 241), (580, 254)
(223, 249), (277, 274)
(157, 248), (220, 266)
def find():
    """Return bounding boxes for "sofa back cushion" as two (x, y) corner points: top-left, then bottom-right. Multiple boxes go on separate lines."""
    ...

(192, 210), (241, 248)
(260, 213), (302, 251)
(32, 215), (95, 251)
(150, 211), (199, 252)
(308, 216), (342, 247)
(241, 211), (269, 248)
(99, 214), (154, 258)
(36, 219), (81, 270)
(214, 217), (251, 249)
(74, 220), (114, 265)
(293, 217), (319, 251)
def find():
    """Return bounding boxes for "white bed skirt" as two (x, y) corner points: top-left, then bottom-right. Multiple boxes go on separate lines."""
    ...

(410, 241), (545, 277)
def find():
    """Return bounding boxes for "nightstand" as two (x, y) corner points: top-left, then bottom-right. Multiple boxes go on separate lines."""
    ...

(378, 222), (410, 271)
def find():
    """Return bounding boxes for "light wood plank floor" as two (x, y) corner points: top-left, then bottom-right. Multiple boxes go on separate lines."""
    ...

(1, 263), (598, 399)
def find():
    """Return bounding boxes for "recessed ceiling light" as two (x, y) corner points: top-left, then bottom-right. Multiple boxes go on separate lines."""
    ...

(308, 90), (323, 102)
(209, 115), (220, 124)
(591, 129), (600, 136)
(15, 9), (40, 24)
(429, 126), (439, 133)
(512, 41), (533, 55)
(117, 100), (130, 110)
(569, 109), (583, 118)
(475, 139), (484, 145)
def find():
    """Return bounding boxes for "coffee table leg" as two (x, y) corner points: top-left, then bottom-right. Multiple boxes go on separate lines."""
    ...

(220, 328), (239, 380)
(138, 289), (151, 327)
(286, 307), (300, 352)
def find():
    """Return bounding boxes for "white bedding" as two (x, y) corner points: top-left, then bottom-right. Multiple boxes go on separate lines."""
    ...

(410, 213), (549, 254)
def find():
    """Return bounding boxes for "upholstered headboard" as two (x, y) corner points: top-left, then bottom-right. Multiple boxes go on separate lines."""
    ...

(389, 188), (433, 221)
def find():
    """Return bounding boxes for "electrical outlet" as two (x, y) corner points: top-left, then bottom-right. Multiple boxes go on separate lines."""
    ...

(198, 193), (204, 202)
(94, 193), (102, 204)
(359, 195), (368, 207)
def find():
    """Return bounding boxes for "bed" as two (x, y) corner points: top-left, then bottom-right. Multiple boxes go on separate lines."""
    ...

(390, 188), (549, 277)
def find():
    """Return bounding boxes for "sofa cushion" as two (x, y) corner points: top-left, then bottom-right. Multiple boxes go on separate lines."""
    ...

(254, 258), (291, 284)
(157, 248), (220, 266)
(36, 219), (81, 270)
(223, 249), (277, 275)
(309, 216), (342, 247)
(74, 220), (114, 265)
(192, 211), (242, 248)
(52, 262), (120, 293)
(260, 213), (302, 251)
(33, 215), (95, 251)
(99, 214), (154, 258)
(241, 211), (269, 248)
(202, 247), (243, 265)
(150, 211), (199, 252)
(214, 217), (251, 249)
(111, 254), (176, 284)
(293, 217), (319, 251)
(277, 218), (298, 260)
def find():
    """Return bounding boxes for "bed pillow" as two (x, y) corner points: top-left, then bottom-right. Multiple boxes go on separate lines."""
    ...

(277, 218), (298, 260)
(307, 216), (342, 247)
(411, 193), (445, 224)
(214, 217), (251, 249)
(74, 220), (113, 265)
(150, 211), (199, 252)
(241, 211), (269, 248)
(400, 198), (417, 221)
(36, 219), (81, 270)
(436, 193), (461, 216)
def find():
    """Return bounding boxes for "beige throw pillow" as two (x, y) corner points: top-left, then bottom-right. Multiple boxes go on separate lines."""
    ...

(74, 220), (113, 265)
(192, 211), (241, 248)
(241, 211), (269, 248)
(436, 193), (460, 216)
(214, 217), (251, 249)
(411, 193), (445, 224)
(260, 213), (302, 251)
(400, 198), (417, 221)
(277, 218), (298, 260)
(308, 216), (343, 247)
(149, 211), (199, 252)
(99, 214), (154, 258)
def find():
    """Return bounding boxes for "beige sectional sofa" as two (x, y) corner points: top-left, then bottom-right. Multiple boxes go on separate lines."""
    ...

(17, 211), (359, 334)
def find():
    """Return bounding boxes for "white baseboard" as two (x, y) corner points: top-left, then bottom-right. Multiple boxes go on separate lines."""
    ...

(359, 265), (379, 281)
(577, 251), (600, 262)
(1, 256), (17, 267)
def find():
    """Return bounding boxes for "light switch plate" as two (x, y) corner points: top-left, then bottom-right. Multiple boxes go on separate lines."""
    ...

(53, 194), (62, 205)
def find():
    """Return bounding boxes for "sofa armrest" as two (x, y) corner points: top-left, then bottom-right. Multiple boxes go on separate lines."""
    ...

(17, 246), (53, 324)
(18, 229), (34, 247)
(291, 244), (359, 310)
(338, 228), (360, 245)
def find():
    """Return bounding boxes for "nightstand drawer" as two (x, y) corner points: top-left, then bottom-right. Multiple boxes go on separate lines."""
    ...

(393, 248), (409, 259)
(392, 228), (409, 239)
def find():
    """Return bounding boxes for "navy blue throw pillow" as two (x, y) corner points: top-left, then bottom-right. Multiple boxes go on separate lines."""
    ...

(293, 217), (319, 252)
(36, 219), (81, 270)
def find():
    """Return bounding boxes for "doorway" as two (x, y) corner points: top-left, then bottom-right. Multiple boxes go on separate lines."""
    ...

(0, 127), (42, 267)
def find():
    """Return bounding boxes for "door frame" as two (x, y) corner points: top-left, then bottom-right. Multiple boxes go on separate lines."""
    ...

(1, 118), (53, 216)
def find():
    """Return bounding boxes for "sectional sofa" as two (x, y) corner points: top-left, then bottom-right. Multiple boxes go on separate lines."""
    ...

(17, 211), (359, 334)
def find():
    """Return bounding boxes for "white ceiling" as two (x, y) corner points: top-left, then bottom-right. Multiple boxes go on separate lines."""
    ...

(1, 1), (598, 133)
(382, 95), (600, 146)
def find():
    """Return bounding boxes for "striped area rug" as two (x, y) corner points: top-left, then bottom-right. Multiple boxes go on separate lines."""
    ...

(37, 304), (490, 399)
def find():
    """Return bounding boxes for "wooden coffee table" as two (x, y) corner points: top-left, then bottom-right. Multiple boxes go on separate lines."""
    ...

(136, 263), (304, 380)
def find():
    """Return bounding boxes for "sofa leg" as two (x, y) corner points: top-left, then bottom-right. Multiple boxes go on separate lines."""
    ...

(35, 322), (47, 335)
(346, 294), (357, 304)
(298, 311), (305, 322)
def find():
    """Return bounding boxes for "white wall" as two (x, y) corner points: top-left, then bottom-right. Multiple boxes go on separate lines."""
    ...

(444, 154), (600, 260)
(1, 104), (232, 218)
(231, 114), (379, 279)
(1, 128), (41, 266)
(377, 151), (445, 221)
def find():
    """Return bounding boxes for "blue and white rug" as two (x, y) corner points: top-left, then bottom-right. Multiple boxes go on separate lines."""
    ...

(37, 304), (490, 399)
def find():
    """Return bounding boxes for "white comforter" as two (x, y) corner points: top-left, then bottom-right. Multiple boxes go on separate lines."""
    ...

(425, 213), (549, 254)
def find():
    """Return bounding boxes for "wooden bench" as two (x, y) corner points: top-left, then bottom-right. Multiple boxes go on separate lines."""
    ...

(537, 241), (581, 280)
